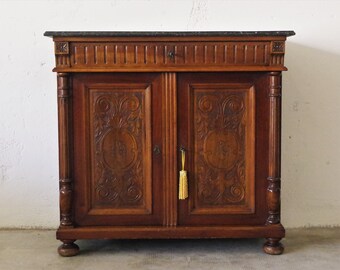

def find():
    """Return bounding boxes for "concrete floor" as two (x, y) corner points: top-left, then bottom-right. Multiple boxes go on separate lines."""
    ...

(0, 228), (339, 270)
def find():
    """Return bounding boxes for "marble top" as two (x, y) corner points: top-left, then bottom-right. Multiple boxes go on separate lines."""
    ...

(44, 31), (295, 37)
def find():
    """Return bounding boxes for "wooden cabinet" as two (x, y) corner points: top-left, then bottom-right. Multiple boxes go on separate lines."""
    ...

(45, 31), (295, 256)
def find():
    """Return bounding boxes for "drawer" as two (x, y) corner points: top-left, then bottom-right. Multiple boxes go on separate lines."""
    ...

(54, 41), (286, 71)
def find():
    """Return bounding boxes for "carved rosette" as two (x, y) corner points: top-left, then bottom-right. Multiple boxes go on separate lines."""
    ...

(270, 41), (285, 66)
(271, 41), (285, 53)
(54, 42), (70, 67)
(55, 42), (69, 55)
(194, 91), (247, 206)
(267, 72), (282, 225)
(92, 92), (144, 207)
(57, 73), (73, 227)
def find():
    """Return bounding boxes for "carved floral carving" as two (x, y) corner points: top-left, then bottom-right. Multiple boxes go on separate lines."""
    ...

(91, 92), (144, 207)
(271, 41), (285, 53)
(55, 42), (69, 55)
(194, 91), (247, 206)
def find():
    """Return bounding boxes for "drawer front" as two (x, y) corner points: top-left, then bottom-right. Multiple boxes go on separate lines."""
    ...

(53, 40), (286, 71)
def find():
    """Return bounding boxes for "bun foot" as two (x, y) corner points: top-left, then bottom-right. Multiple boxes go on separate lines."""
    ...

(263, 238), (284, 255)
(58, 240), (79, 257)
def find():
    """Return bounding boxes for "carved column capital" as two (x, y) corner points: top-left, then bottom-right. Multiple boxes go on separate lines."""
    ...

(57, 73), (71, 98)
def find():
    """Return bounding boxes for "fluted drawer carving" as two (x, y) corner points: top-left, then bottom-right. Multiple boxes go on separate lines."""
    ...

(64, 42), (272, 68)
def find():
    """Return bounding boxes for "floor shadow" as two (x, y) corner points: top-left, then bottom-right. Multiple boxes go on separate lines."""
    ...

(77, 238), (264, 256)
(75, 227), (340, 256)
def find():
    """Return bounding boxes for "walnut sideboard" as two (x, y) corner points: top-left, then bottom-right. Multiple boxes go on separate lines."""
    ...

(44, 31), (295, 256)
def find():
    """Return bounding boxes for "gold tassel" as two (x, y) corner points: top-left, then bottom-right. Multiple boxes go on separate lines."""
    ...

(179, 149), (188, 200)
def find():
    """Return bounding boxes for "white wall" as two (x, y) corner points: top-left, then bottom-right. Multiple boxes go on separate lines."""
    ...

(0, 0), (339, 229)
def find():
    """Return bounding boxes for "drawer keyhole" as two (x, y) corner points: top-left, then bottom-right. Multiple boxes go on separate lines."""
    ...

(167, 51), (175, 59)
(153, 145), (161, 155)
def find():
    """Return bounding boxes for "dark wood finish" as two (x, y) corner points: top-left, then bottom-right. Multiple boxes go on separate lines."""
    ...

(46, 31), (294, 256)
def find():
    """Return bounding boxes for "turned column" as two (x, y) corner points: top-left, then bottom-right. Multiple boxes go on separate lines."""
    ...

(57, 73), (79, 256)
(264, 71), (284, 255)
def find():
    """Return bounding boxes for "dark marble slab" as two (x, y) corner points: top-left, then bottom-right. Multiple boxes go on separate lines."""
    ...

(44, 31), (295, 37)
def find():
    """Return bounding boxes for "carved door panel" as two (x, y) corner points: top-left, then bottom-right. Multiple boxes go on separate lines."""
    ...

(73, 73), (163, 226)
(178, 73), (269, 225)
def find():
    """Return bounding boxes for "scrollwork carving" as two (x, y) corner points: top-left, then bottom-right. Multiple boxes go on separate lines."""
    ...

(92, 92), (144, 207)
(195, 91), (247, 206)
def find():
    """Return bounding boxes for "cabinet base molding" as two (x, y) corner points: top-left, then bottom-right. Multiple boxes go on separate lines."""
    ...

(57, 224), (285, 240)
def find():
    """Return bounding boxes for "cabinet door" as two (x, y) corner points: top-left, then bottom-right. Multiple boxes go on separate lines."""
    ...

(73, 73), (163, 226)
(178, 73), (269, 225)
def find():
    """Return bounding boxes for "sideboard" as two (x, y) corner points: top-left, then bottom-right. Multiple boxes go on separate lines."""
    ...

(44, 31), (295, 256)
